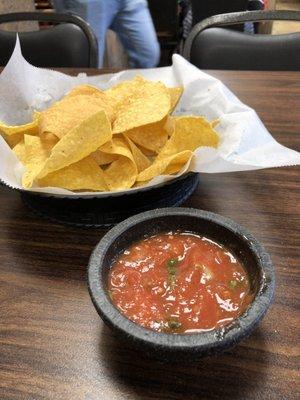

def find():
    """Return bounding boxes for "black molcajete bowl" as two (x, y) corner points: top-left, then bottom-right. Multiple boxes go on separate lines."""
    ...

(88, 208), (275, 361)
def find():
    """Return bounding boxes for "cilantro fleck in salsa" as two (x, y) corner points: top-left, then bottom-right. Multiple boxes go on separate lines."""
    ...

(108, 232), (254, 334)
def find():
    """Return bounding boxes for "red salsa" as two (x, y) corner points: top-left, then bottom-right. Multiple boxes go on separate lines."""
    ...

(108, 232), (254, 334)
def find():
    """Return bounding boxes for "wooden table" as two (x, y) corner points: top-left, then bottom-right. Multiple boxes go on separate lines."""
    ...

(0, 69), (299, 400)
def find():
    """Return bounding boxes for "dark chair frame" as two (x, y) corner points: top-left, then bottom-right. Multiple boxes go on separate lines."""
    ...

(0, 12), (98, 68)
(183, 10), (300, 62)
(191, 0), (248, 28)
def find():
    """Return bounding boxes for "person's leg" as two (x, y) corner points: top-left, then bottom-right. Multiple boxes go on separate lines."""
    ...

(52, 0), (118, 67)
(111, 0), (160, 68)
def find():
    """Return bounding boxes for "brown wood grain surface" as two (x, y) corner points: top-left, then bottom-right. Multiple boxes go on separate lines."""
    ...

(0, 69), (299, 400)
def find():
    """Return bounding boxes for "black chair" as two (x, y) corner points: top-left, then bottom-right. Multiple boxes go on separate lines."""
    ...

(183, 10), (300, 71)
(191, 0), (248, 31)
(0, 12), (98, 68)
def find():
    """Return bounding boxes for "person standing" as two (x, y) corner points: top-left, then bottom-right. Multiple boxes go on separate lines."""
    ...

(52, 0), (160, 68)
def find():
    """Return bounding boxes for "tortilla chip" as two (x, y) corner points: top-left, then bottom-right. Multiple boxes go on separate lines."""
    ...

(125, 117), (170, 153)
(137, 151), (193, 182)
(137, 116), (218, 182)
(124, 136), (151, 173)
(133, 179), (151, 188)
(12, 139), (26, 163)
(158, 116), (219, 159)
(38, 156), (107, 191)
(169, 86), (183, 112)
(211, 119), (220, 128)
(65, 84), (104, 98)
(2, 132), (24, 148)
(39, 94), (115, 139)
(13, 134), (57, 188)
(90, 150), (118, 166)
(39, 132), (59, 146)
(100, 137), (138, 190)
(106, 75), (145, 105)
(37, 110), (112, 181)
(1, 112), (40, 148)
(108, 79), (182, 117)
(100, 136), (133, 158)
(14, 134), (57, 164)
(0, 112), (40, 137)
(104, 156), (137, 191)
(112, 78), (171, 134)
(134, 144), (156, 157)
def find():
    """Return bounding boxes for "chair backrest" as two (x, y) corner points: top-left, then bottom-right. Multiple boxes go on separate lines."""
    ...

(0, 12), (98, 68)
(191, 0), (248, 29)
(183, 10), (300, 71)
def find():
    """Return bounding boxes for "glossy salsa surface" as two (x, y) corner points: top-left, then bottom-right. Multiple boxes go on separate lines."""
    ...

(108, 232), (254, 334)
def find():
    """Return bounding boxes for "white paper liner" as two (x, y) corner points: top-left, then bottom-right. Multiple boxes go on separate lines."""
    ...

(0, 37), (299, 197)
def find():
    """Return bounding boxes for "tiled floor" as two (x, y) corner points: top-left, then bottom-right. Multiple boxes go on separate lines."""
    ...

(272, 0), (300, 33)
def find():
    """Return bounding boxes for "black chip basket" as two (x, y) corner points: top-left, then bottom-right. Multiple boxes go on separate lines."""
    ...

(2, 173), (199, 227)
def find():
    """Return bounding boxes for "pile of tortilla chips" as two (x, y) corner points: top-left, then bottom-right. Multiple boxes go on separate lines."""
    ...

(0, 76), (219, 192)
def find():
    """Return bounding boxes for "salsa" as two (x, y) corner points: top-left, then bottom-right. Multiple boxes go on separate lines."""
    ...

(108, 232), (253, 334)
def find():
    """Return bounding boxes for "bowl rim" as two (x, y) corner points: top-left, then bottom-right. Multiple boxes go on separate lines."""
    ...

(88, 208), (275, 352)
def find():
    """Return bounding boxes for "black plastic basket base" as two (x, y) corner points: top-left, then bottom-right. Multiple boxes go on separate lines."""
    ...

(20, 173), (199, 228)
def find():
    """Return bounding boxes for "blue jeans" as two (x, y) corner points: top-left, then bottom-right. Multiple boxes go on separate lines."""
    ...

(52, 0), (160, 68)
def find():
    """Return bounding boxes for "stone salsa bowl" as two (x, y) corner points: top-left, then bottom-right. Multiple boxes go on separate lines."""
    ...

(88, 208), (275, 360)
